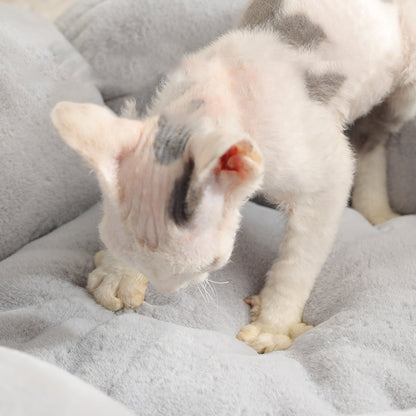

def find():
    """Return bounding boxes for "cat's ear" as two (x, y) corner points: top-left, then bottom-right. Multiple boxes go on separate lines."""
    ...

(195, 137), (264, 203)
(51, 101), (142, 198)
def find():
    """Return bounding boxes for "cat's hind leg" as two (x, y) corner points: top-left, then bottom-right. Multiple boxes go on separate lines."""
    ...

(352, 142), (399, 225)
(87, 250), (148, 311)
(351, 82), (416, 224)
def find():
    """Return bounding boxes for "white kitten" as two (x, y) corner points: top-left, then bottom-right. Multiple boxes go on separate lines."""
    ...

(52, 0), (416, 353)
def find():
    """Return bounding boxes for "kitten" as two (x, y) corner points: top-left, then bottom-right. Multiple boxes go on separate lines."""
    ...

(52, 0), (416, 353)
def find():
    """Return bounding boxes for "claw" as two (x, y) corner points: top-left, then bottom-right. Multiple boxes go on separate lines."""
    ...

(244, 295), (262, 321)
(244, 295), (260, 307)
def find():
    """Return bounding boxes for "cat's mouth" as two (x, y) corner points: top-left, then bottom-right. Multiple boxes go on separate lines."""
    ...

(151, 272), (208, 294)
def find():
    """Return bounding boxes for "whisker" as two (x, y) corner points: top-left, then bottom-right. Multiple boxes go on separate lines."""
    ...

(205, 280), (219, 311)
(198, 282), (210, 304)
(196, 284), (206, 303)
(201, 280), (213, 302)
(205, 280), (216, 298)
(207, 279), (230, 285)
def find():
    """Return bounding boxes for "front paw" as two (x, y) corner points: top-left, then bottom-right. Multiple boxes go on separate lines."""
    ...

(237, 321), (312, 353)
(87, 250), (148, 311)
(237, 295), (312, 353)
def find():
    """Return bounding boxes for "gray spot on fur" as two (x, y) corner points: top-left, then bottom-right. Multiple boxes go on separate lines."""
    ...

(239, 1), (326, 50)
(305, 71), (345, 103)
(154, 116), (192, 165)
(169, 159), (201, 226)
(275, 14), (327, 50)
(189, 99), (205, 112)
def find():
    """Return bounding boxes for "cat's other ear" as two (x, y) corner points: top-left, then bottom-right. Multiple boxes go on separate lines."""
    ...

(194, 137), (264, 204)
(51, 101), (142, 198)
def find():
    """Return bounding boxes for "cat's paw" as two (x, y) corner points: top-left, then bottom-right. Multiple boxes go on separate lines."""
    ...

(237, 321), (312, 353)
(237, 294), (312, 353)
(87, 250), (148, 311)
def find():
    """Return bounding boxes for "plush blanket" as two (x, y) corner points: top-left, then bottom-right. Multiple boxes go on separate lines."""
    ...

(1, 201), (416, 415)
(1, 1), (416, 415)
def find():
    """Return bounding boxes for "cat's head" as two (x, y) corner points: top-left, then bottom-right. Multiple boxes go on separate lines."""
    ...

(52, 102), (263, 293)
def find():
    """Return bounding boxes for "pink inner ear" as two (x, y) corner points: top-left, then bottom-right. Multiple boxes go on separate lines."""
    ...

(215, 142), (258, 180)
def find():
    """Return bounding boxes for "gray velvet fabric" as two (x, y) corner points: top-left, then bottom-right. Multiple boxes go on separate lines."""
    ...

(0, 4), (102, 261)
(388, 121), (416, 215)
(1, 202), (416, 415)
(1, 2), (416, 415)
(56, 0), (246, 114)
(0, 346), (135, 416)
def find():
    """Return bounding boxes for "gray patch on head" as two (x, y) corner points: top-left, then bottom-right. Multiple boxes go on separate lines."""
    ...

(275, 14), (327, 50)
(189, 99), (205, 112)
(305, 71), (346, 104)
(153, 115), (192, 165)
(168, 159), (202, 226)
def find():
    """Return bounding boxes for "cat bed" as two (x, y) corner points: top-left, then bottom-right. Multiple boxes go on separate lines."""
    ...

(1, 1), (416, 415)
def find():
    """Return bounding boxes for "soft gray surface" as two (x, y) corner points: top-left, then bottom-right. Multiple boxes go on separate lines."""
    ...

(388, 121), (416, 215)
(1, 2), (416, 415)
(0, 346), (134, 416)
(56, 0), (247, 113)
(1, 202), (416, 415)
(0, 4), (102, 261)
(56, 0), (416, 214)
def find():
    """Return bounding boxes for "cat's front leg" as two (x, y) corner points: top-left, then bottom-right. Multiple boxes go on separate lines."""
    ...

(237, 195), (344, 352)
(238, 141), (354, 352)
(87, 250), (148, 311)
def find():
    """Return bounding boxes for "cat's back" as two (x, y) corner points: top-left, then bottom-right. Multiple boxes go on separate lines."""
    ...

(238, 0), (402, 75)
(238, 0), (400, 47)
(238, 0), (405, 122)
